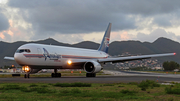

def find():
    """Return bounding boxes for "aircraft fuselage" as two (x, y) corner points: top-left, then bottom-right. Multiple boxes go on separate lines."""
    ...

(14, 43), (108, 69)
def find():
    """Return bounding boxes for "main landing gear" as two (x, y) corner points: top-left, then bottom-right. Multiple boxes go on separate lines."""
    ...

(51, 69), (61, 77)
(24, 74), (30, 78)
(86, 73), (96, 77)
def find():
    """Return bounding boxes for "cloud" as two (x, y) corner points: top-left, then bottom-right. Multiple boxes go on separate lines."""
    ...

(152, 15), (172, 27)
(0, 12), (9, 32)
(110, 28), (180, 43)
(7, 0), (138, 36)
(53, 34), (84, 44)
(136, 29), (178, 42)
(0, 33), (5, 39)
(110, 31), (136, 42)
(0, 0), (179, 43)
(6, 0), (180, 35)
(8, 0), (180, 16)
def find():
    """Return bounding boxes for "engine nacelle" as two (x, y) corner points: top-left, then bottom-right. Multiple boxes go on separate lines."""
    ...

(84, 61), (102, 73)
(22, 66), (41, 74)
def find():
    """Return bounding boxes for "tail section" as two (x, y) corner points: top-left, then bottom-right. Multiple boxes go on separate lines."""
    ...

(98, 23), (112, 53)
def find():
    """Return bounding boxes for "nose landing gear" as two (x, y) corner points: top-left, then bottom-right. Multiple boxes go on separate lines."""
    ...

(51, 69), (61, 77)
(24, 74), (30, 78)
(22, 66), (31, 78)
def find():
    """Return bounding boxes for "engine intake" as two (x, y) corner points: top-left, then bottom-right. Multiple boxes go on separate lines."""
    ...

(84, 61), (102, 73)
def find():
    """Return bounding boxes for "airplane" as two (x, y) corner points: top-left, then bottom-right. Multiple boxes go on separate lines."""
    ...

(4, 23), (176, 78)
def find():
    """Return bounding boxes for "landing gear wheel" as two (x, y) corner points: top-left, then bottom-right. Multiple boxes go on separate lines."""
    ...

(57, 73), (61, 77)
(86, 73), (96, 77)
(27, 74), (30, 78)
(51, 73), (54, 77)
(51, 73), (61, 77)
(24, 74), (30, 78)
(24, 74), (26, 78)
(93, 73), (96, 77)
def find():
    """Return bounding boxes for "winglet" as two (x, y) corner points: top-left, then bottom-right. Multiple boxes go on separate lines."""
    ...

(98, 23), (112, 53)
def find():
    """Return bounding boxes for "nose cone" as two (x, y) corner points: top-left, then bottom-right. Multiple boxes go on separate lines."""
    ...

(14, 53), (23, 65)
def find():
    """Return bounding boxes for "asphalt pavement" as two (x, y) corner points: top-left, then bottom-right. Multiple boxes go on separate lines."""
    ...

(0, 70), (179, 83)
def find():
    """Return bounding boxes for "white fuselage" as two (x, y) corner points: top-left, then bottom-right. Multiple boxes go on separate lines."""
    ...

(14, 43), (108, 69)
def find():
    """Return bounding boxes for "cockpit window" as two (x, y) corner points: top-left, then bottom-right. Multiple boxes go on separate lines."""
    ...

(25, 49), (30, 52)
(16, 49), (31, 53)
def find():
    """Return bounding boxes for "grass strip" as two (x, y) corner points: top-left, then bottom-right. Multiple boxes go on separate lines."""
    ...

(53, 82), (91, 87)
(0, 80), (179, 101)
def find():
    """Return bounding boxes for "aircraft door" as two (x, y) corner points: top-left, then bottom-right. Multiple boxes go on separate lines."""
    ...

(37, 48), (42, 54)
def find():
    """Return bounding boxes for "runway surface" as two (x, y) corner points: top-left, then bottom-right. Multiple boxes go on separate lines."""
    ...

(0, 70), (180, 83)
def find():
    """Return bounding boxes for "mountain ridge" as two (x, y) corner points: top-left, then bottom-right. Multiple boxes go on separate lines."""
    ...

(1, 37), (179, 67)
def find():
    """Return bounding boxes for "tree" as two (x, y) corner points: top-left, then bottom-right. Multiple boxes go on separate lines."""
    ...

(163, 61), (179, 71)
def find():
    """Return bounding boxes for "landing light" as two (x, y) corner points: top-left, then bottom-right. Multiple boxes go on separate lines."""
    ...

(68, 60), (72, 65)
(22, 66), (30, 72)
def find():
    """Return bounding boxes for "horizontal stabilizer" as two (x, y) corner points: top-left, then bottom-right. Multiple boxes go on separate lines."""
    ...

(4, 57), (15, 60)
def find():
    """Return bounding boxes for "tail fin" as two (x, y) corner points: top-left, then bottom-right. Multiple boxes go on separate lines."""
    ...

(98, 23), (112, 53)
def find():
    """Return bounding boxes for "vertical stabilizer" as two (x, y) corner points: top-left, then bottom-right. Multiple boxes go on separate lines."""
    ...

(98, 23), (112, 53)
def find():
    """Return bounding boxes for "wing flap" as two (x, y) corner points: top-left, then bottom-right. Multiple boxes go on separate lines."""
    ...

(98, 53), (175, 63)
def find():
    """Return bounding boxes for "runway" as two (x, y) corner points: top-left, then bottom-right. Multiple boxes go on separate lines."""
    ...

(0, 70), (180, 83)
(103, 70), (180, 78)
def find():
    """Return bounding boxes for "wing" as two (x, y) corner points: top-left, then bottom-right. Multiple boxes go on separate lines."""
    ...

(98, 53), (175, 63)
(68, 53), (175, 67)
(4, 57), (15, 60)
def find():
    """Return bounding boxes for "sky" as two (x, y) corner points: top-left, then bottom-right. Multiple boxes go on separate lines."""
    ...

(1, 0), (180, 44)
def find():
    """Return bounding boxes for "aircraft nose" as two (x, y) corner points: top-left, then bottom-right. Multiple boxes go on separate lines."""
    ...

(14, 53), (22, 64)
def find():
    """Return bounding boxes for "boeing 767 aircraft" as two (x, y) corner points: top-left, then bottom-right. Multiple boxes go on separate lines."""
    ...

(4, 23), (175, 78)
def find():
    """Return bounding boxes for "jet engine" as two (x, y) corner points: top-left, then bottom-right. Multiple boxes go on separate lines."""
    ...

(22, 66), (41, 74)
(84, 61), (102, 73)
